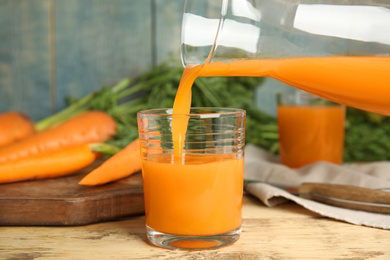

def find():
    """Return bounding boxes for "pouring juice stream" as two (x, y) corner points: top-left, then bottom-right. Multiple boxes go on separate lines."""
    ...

(142, 0), (390, 246)
(172, 56), (390, 157)
(143, 57), (390, 235)
(142, 56), (390, 238)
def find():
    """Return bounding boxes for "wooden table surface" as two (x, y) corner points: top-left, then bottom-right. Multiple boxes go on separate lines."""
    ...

(1, 194), (389, 260)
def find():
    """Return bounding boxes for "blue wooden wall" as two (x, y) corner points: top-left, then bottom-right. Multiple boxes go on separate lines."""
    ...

(0, 0), (185, 121)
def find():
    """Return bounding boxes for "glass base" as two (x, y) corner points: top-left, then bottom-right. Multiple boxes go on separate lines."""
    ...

(146, 225), (241, 251)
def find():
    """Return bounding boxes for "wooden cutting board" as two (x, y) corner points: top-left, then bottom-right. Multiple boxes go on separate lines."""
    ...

(0, 160), (144, 226)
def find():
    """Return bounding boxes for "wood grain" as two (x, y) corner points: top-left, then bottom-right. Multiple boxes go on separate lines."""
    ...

(54, 0), (154, 112)
(0, 0), (184, 120)
(0, 195), (389, 259)
(0, 0), (52, 121)
(155, 0), (185, 64)
(299, 182), (390, 214)
(0, 161), (144, 226)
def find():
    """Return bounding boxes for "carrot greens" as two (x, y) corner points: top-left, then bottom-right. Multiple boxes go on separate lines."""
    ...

(56, 62), (390, 162)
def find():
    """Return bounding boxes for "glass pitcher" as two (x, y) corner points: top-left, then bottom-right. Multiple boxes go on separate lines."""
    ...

(181, 0), (390, 115)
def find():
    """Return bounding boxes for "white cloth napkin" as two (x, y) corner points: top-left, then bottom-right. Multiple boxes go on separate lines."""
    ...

(244, 144), (390, 230)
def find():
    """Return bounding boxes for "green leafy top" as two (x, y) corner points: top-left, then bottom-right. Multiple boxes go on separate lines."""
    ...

(37, 62), (390, 162)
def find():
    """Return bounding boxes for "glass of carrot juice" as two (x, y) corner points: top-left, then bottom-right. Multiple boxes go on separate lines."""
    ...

(137, 107), (246, 250)
(277, 91), (346, 168)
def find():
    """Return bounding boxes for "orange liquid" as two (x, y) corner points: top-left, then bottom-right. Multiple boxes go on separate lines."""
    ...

(172, 56), (390, 156)
(142, 153), (244, 236)
(171, 65), (204, 158)
(277, 105), (346, 168)
(200, 57), (390, 115)
(144, 55), (389, 236)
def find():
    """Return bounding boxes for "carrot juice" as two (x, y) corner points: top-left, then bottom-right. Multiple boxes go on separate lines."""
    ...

(138, 106), (246, 249)
(171, 56), (389, 165)
(167, 55), (389, 230)
(199, 57), (390, 116)
(142, 153), (244, 236)
(277, 105), (346, 168)
(138, 55), (388, 249)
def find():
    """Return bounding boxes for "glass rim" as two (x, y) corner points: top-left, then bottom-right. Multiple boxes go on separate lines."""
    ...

(137, 107), (246, 117)
(277, 91), (320, 99)
(277, 91), (344, 107)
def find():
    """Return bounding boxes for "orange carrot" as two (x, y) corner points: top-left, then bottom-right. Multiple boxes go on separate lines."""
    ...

(0, 111), (36, 148)
(0, 144), (96, 184)
(0, 110), (117, 163)
(79, 139), (141, 186)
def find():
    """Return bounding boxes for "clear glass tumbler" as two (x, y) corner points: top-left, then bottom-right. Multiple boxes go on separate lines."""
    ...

(137, 107), (246, 250)
(277, 91), (346, 168)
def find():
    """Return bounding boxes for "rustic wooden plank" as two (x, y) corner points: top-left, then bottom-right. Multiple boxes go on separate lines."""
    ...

(0, 160), (144, 226)
(1, 196), (389, 259)
(54, 0), (153, 112)
(154, 0), (185, 65)
(0, 0), (51, 121)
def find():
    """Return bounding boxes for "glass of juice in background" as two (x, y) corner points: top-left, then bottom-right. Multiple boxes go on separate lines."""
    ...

(277, 91), (346, 168)
(137, 107), (246, 250)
